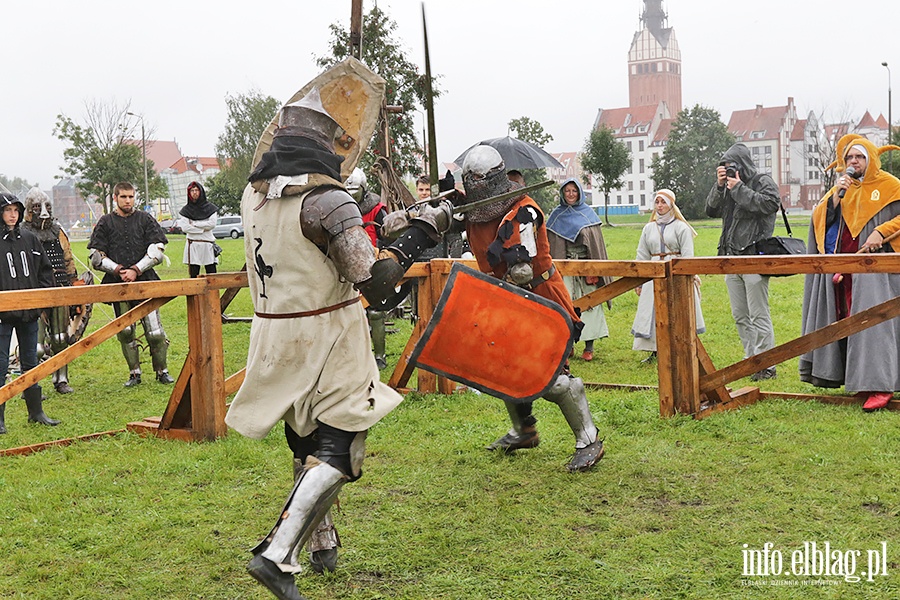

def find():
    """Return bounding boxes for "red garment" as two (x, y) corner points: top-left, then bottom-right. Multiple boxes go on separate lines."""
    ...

(360, 202), (386, 246)
(834, 220), (860, 319)
(465, 195), (580, 325)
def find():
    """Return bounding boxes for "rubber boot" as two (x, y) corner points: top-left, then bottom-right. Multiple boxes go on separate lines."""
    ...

(24, 386), (60, 426)
(0, 403), (6, 434)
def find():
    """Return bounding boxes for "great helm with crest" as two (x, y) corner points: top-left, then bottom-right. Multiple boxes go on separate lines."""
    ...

(274, 87), (344, 151)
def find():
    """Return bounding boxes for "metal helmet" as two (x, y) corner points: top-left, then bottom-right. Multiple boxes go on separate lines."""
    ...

(0, 193), (25, 226)
(344, 167), (368, 202)
(461, 145), (515, 222)
(24, 186), (53, 225)
(274, 87), (344, 150)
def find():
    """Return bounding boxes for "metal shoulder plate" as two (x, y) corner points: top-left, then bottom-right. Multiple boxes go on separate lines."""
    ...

(301, 187), (364, 248)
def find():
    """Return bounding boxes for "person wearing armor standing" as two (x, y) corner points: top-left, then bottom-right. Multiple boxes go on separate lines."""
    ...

(22, 187), (79, 394)
(225, 88), (451, 600)
(456, 146), (605, 472)
(0, 193), (59, 434)
(88, 182), (175, 387)
(345, 167), (390, 369)
(178, 181), (219, 278)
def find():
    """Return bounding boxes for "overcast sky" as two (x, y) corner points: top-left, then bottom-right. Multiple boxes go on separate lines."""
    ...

(3, 0), (897, 190)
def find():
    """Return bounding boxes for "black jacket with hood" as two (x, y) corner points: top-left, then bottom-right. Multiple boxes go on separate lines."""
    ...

(0, 200), (55, 324)
(705, 143), (781, 256)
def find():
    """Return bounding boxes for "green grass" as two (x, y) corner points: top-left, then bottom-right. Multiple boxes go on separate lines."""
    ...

(1, 223), (898, 599)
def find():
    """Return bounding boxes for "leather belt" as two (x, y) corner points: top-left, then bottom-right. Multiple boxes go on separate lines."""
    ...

(521, 265), (556, 291)
(256, 296), (361, 319)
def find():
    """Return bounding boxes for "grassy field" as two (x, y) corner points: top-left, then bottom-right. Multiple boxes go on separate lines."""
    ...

(0, 220), (898, 599)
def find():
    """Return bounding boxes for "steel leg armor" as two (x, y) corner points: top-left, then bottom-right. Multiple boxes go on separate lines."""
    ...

(141, 309), (169, 374)
(292, 458), (341, 574)
(486, 400), (540, 452)
(543, 375), (605, 472)
(46, 306), (73, 393)
(256, 459), (347, 574)
(368, 309), (387, 369)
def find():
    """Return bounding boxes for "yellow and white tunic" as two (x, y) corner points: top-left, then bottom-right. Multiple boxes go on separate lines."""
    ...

(226, 183), (402, 439)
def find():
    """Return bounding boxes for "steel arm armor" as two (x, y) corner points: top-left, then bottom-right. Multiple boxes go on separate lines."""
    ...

(89, 248), (122, 276)
(300, 188), (364, 250)
(132, 243), (166, 275)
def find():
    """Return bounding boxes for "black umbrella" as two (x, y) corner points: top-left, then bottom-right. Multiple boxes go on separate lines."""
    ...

(454, 136), (564, 171)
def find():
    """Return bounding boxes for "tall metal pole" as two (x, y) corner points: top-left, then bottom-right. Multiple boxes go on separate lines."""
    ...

(127, 111), (150, 210)
(883, 62), (892, 172)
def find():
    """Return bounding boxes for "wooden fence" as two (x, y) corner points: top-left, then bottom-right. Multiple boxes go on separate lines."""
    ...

(1, 254), (897, 454)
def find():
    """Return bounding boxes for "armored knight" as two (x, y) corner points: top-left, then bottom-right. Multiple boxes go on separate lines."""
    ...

(344, 167), (389, 369)
(224, 87), (450, 600)
(22, 187), (86, 394)
(87, 182), (175, 387)
(458, 145), (605, 472)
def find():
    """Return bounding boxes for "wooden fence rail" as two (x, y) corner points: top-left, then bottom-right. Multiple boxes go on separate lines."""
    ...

(0, 254), (897, 454)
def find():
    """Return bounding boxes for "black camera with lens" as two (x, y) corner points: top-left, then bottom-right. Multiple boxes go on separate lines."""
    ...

(720, 161), (738, 179)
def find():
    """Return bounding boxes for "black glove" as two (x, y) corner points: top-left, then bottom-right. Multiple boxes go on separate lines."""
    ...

(439, 170), (455, 193)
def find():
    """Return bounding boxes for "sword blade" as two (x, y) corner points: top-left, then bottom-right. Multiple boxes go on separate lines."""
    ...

(452, 180), (556, 215)
(422, 3), (439, 193)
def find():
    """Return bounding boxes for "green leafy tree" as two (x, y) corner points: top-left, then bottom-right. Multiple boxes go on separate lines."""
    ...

(883, 125), (900, 178)
(207, 90), (280, 216)
(508, 116), (553, 148)
(54, 100), (167, 214)
(580, 125), (631, 225)
(507, 116), (557, 212)
(317, 5), (438, 179)
(651, 105), (735, 219)
(0, 175), (35, 195)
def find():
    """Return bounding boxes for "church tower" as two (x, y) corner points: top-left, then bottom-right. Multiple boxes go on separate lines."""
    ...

(628, 0), (682, 115)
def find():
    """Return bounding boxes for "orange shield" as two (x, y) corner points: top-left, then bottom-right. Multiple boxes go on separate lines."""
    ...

(411, 263), (573, 403)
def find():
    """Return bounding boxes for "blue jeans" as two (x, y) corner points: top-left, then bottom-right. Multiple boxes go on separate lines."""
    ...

(0, 320), (40, 393)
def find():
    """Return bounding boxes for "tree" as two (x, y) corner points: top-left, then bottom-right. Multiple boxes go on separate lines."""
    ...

(317, 5), (438, 180)
(507, 116), (558, 212)
(650, 105), (735, 219)
(0, 174), (35, 195)
(54, 100), (167, 214)
(207, 90), (280, 216)
(508, 116), (553, 148)
(883, 123), (900, 178)
(580, 126), (631, 225)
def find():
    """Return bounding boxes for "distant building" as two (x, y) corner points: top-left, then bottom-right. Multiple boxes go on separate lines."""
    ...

(126, 139), (221, 218)
(51, 178), (104, 232)
(591, 102), (671, 213)
(628, 0), (682, 115)
(587, 0), (680, 214)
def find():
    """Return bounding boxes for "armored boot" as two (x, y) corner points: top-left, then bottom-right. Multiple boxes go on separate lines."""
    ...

(248, 459), (346, 599)
(143, 311), (170, 376)
(544, 375), (604, 472)
(119, 328), (143, 387)
(0, 403), (6, 434)
(24, 386), (60, 426)
(486, 400), (539, 453)
(292, 459), (340, 574)
(53, 365), (74, 394)
(368, 310), (387, 370)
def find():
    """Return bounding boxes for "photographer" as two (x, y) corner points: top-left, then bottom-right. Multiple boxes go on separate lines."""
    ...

(706, 142), (780, 380)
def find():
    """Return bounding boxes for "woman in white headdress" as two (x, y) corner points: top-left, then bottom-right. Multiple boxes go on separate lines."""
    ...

(631, 189), (705, 361)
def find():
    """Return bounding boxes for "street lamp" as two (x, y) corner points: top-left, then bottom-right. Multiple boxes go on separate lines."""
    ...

(126, 111), (149, 211)
(883, 62), (892, 172)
